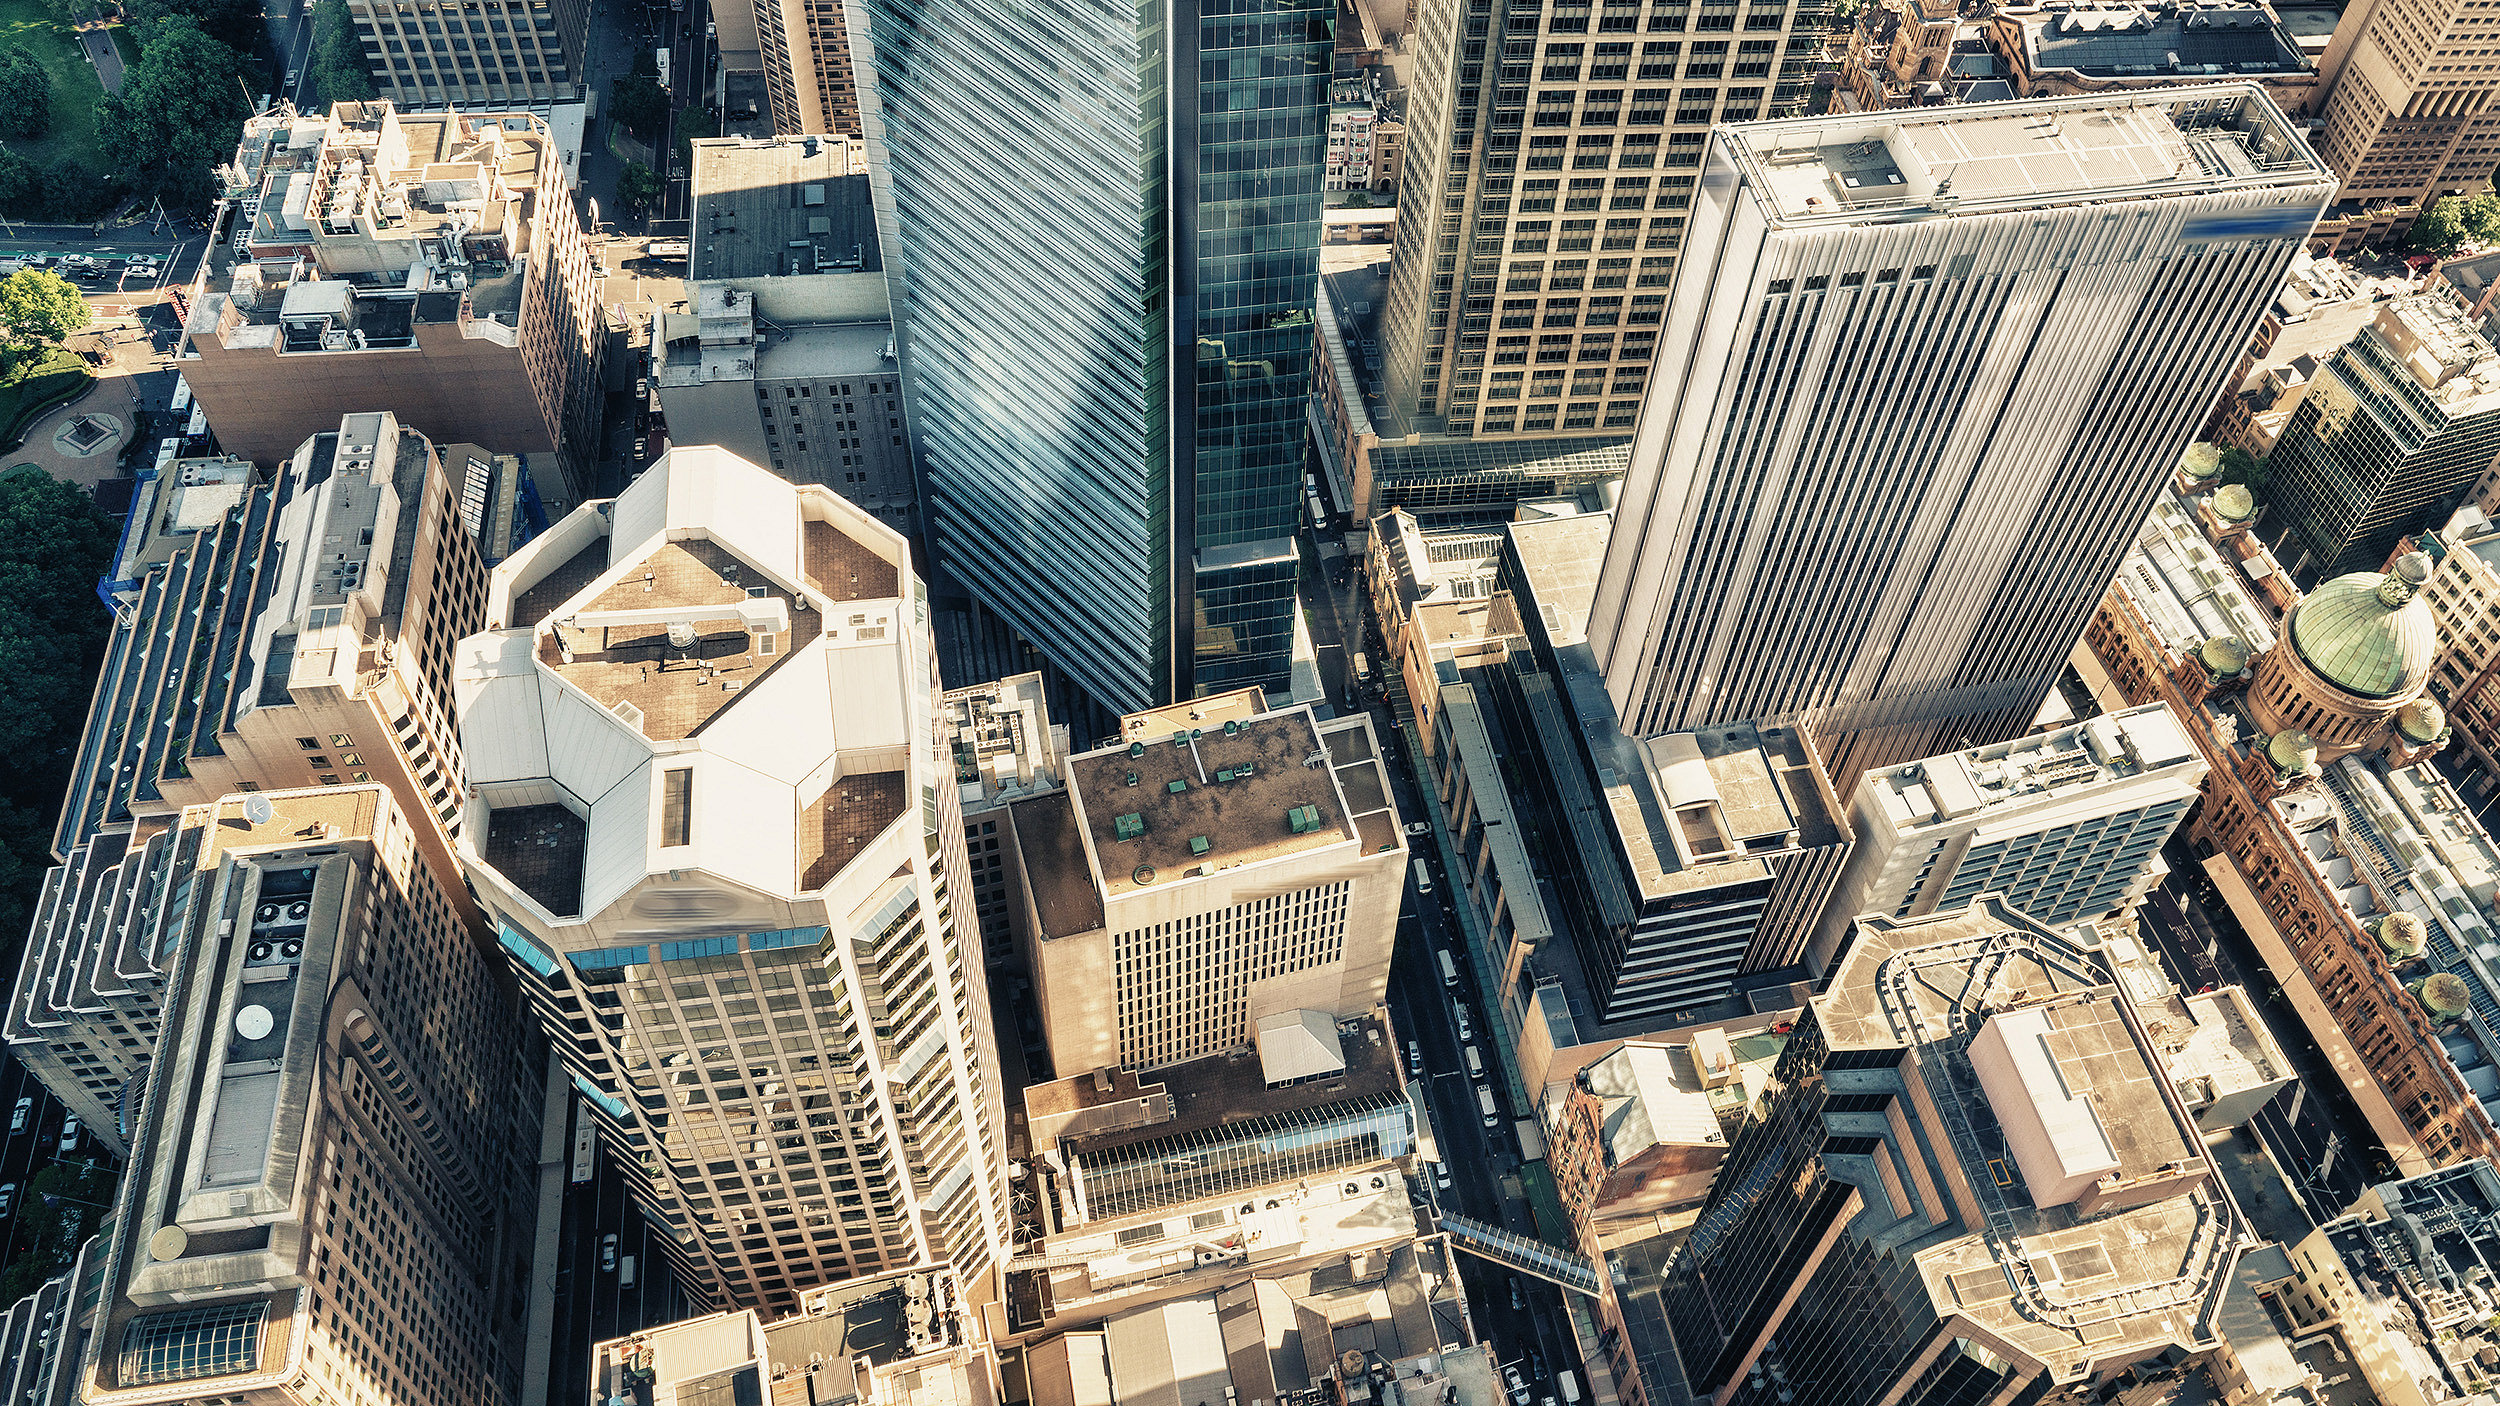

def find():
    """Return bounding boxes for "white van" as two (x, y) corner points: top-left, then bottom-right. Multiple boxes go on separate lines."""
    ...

(1478, 1086), (1500, 1127)
(1558, 1372), (1582, 1405)
(1454, 1003), (1474, 1042)
(619, 1254), (637, 1289)
(1437, 950), (1459, 987)
(1464, 1045), (1484, 1079)
(1412, 858), (1433, 892)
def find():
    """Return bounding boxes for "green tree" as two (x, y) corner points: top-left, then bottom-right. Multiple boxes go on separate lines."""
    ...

(125, 0), (263, 55)
(0, 270), (88, 368)
(2464, 192), (2500, 247)
(2219, 445), (2270, 493)
(0, 474), (113, 960)
(616, 160), (662, 217)
(310, 0), (375, 100)
(0, 50), (52, 140)
(610, 74), (670, 141)
(96, 16), (251, 207)
(0, 1161), (119, 1302)
(2414, 195), (2474, 258)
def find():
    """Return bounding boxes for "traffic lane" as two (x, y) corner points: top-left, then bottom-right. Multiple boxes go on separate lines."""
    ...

(2148, 859), (2394, 1170)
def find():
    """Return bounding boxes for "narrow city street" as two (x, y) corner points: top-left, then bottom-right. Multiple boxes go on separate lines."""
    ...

(2138, 844), (2391, 1224)
(1301, 531), (1590, 1403)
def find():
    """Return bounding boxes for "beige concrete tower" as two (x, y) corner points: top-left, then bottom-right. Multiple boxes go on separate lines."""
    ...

(2318, 0), (2500, 208)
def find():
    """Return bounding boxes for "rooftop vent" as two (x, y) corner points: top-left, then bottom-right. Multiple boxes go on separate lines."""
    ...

(1224, 720), (1242, 737)
(1189, 836), (1211, 856)
(1287, 804), (1324, 834)
(1115, 813), (1146, 840)
(1167, 779), (1189, 795)
(1128, 742), (1147, 759)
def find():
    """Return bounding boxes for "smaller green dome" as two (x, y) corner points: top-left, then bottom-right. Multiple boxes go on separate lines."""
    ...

(2268, 730), (2319, 774)
(2200, 636), (2252, 677)
(2180, 442), (2224, 480)
(2377, 912), (2428, 960)
(2415, 972), (2472, 1022)
(2398, 698), (2447, 744)
(2211, 483), (2255, 522)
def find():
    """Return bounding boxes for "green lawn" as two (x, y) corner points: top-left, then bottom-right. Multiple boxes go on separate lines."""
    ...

(107, 22), (136, 69)
(0, 0), (106, 174)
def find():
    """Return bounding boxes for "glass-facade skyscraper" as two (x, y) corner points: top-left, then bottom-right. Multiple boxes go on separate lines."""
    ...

(846, 0), (1330, 710)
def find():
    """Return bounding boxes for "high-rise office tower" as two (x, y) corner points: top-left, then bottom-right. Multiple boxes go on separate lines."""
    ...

(1809, 701), (2206, 968)
(1660, 897), (2247, 1406)
(55, 412), (488, 927)
(453, 447), (1010, 1317)
(1588, 89), (2337, 783)
(842, 0), (1332, 709)
(1001, 688), (1406, 1073)
(2265, 295), (2500, 580)
(2316, 0), (2500, 210)
(1378, 0), (1828, 442)
(710, 0), (863, 135)
(341, 0), (588, 105)
(71, 786), (543, 1406)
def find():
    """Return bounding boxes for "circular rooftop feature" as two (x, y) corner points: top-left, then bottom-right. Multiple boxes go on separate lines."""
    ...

(2200, 635), (2252, 677)
(2180, 441), (2223, 480)
(2267, 730), (2318, 774)
(2399, 697), (2448, 744)
(235, 1004), (274, 1040)
(2211, 483), (2255, 523)
(2287, 567), (2437, 700)
(2377, 912), (2428, 961)
(2417, 971), (2473, 1022)
(147, 1226), (189, 1262)
(1132, 864), (1157, 886)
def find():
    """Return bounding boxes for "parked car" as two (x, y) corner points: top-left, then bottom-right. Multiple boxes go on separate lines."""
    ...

(287, 69), (301, 88)
(600, 1233), (619, 1271)
(1404, 821), (1431, 836)
(58, 1117), (78, 1153)
(1504, 1365), (1530, 1405)
(0, 1183), (14, 1215)
(9, 1096), (29, 1133)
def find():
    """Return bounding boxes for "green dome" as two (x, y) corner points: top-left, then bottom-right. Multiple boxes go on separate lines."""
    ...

(2288, 556), (2436, 700)
(2399, 698), (2447, 744)
(2377, 912), (2428, 960)
(2181, 442), (2223, 481)
(2415, 972), (2473, 1022)
(2211, 483), (2255, 523)
(2200, 635), (2252, 677)
(2267, 730), (2319, 774)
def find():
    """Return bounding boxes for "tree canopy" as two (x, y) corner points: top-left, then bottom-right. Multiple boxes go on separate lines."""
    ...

(2412, 194), (2500, 258)
(311, 0), (375, 101)
(610, 74), (670, 141)
(0, 270), (88, 368)
(96, 16), (253, 207)
(0, 474), (114, 977)
(0, 50), (52, 141)
(124, 0), (263, 57)
(616, 160), (662, 217)
(0, 1161), (119, 1303)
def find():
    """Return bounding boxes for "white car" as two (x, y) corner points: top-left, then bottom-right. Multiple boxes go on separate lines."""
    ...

(600, 1232), (619, 1271)
(1504, 1366), (1530, 1405)
(1404, 821), (1431, 836)
(0, 1183), (14, 1215)
(9, 1096), (29, 1133)
(58, 1117), (79, 1153)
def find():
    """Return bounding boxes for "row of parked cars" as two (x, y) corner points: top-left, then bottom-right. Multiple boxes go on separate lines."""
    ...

(0, 252), (161, 284)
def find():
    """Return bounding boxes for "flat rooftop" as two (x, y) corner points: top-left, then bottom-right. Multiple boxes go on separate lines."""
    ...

(1725, 85), (2331, 225)
(688, 136), (881, 282)
(1029, 1009), (1402, 1163)
(1864, 701), (2200, 830)
(1070, 709), (1354, 900)
(2019, 2), (2305, 78)
(1014, 790), (1103, 941)
(537, 539), (825, 742)
(1815, 904), (2239, 1372)
(1506, 512), (1612, 648)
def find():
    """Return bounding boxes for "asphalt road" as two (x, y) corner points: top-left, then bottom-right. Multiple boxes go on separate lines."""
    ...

(1313, 531), (1588, 1402)
(77, 24), (124, 94)
(549, 1094), (690, 1406)
(2137, 847), (2389, 1225)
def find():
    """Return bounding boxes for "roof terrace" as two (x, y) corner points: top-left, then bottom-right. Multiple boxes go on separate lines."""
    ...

(1817, 907), (2241, 1375)
(1071, 709), (1354, 898)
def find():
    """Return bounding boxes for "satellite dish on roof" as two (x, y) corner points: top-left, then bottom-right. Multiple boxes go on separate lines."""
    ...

(236, 1005), (275, 1040)
(243, 795), (275, 826)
